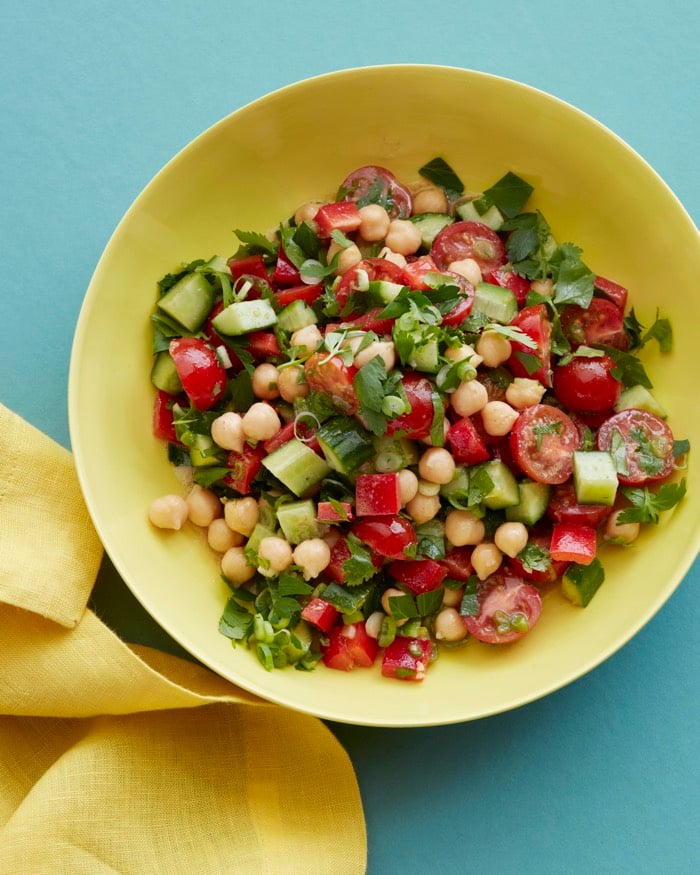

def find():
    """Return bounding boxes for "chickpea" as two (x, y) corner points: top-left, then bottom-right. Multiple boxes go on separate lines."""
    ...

(242, 402), (281, 442)
(384, 219), (422, 256)
(364, 610), (385, 639)
(278, 364), (309, 403)
(292, 538), (332, 581)
(186, 484), (221, 528)
(481, 401), (519, 437)
(434, 607), (467, 642)
(224, 496), (259, 536)
(471, 542), (503, 580)
(381, 587), (407, 616)
(354, 340), (396, 372)
(494, 522), (529, 558)
(398, 468), (419, 505)
(445, 509), (485, 546)
(327, 241), (363, 275)
(530, 277), (554, 297)
(418, 447), (456, 485)
(605, 510), (641, 544)
(444, 343), (483, 368)
(376, 246), (407, 268)
(505, 377), (546, 410)
(358, 203), (391, 241)
(442, 586), (463, 608)
(447, 257), (482, 286)
(294, 201), (322, 226)
(412, 186), (449, 215)
(257, 536), (293, 576)
(211, 411), (244, 453)
(221, 546), (256, 584)
(251, 362), (280, 400)
(405, 492), (441, 524)
(207, 518), (243, 553)
(148, 494), (189, 530)
(451, 379), (489, 417)
(290, 324), (322, 358)
(476, 330), (512, 368)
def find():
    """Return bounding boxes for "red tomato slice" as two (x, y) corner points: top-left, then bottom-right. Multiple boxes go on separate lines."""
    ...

(486, 266), (531, 307)
(224, 444), (265, 495)
(169, 337), (227, 411)
(387, 558), (447, 594)
(507, 304), (553, 387)
(431, 221), (507, 275)
(355, 473), (401, 516)
(152, 390), (179, 442)
(350, 516), (416, 560)
(596, 408), (675, 485)
(335, 257), (405, 312)
(402, 255), (438, 290)
(439, 272), (475, 326)
(245, 331), (281, 361)
(275, 282), (324, 308)
(594, 275), (628, 310)
(271, 248), (301, 287)
(324, 535), (383, 584)
(552, 353), (622, 413)
(227, 254), (269, 283)
(560, 298), (628, 350)
(440, 547), (474, 581)
(447, 416), (491, 464)
(339, 165), (413, 219)
(323, 622), (379, 671)
(304, 352), (358, 415)
(510, 404), (580, 485)
(340, 307), (395, 335)
(546, 483), (612, 528)
(386, 371), (437, 440)
(381, 636), (436, 681)
(463, 572), (542, 644)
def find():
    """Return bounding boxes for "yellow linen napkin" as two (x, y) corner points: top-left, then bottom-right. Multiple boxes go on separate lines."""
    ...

(0, 403), (366, 874)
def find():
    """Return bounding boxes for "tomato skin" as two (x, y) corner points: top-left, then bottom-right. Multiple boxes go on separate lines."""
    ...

(596, 408), (675, 485)
(351, 516), (416, 560)
(402, 255), (438, 290)
(549, 523), (597, 565)
(381, 636), (436, 681)
(315, 201), (362, 238)
(301, 597), (339, 635)
(355, 473), (401, 516)
(462, 572), (542, 644)
(275, 282), (323, 308)
(339, 165), (413, 219)
(169, 337), (228, 411)
(439, 272), (475, 326)
(546, 483), (612, 528)
(594, 275), (628, 310)
(227, 254), (269, 283)
(224, 444), (265, 495)
(152, 390), (179, 442)
(431, 221), (507, 275)
(447, 417), (491, 465)
(317, 501), (354, 523)
(560, 298), (628, 351)
(387, 558), (447, 594)
(486, 266), (531, 307)
(272, 248), (301, 286)
(510, 404), (580, 485)
(340, 307), (395, 335)
(552, 354), (621, 413)
(335, 257), (405, 312)
(304, 353), (358, 415)
(386, 371), (436, 440)
(323, 622), (379, 671)
(246, 331), (281, 361)
(507, 304), (553, 387)
(508, 532), (569, 585)
(440, 547), (474, 581)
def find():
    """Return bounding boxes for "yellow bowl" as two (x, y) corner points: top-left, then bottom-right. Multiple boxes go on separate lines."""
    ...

(69, 65), (700, 726)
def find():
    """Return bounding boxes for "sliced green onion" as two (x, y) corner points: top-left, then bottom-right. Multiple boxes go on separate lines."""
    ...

(375, 450), (404, 473)
(378, 615), (397, 648)
(381, 395), (409, 417)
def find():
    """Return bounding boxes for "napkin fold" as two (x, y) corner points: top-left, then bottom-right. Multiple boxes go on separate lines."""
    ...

(0, 403), (366, 874)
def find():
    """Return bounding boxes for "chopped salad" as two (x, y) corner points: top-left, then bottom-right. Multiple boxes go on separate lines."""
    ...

(147, 159), (688, 681)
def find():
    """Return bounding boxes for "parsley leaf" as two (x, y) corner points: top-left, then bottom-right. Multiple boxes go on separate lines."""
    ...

(477, 171), (534, 218)
(468, 466), (495, 507)
(673, 438), (690, 458)
(629, 426), (667, 477)
(641, 312), (673, 353)
(233, 229), (278, 257)
(321, 580), (375, 613)
(418, 157), (465, 197)
(551, 243), (595, 309)
(502, 211), (552, 279)
(617, 479), (687, 525)
(343, 534), (379, 587)
(517, 541), (551, 573)
(353, 356), (405, 436)
(459, 576), (480, 617)
(219, 596), (254, 641)
(595, 345), (652, 389)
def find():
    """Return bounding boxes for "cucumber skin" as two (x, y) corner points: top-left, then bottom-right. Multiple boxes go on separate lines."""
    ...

(505, 480), (551, 525)
(158, 272), (216, 332)
(262, 438), (331, 496)
(473, 283), (518, 324)
(150, 351), (183, 394)
(562, 559), (605, 607)
(212, 299), (277, 335)
(316, 417), (375, 475)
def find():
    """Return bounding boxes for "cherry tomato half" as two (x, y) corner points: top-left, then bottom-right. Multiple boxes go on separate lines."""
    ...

(351, 515), (417, 560)
(169, 337), (227, 411)
(596, 408), (675, 485)
(439, 271), (475, 327)
(386, 371), (437, 440)
(507, 304), (553, 387)
(431, 221), (507, 276)
(510, 404), (580, 485)
(546, 483), (613, 528)
(552, 353), (621, 413)
(304, 352), (358, 415)
(335, 257), (405, 312)
(560, 298), (628, 350)
(339, 165), (413, 219)
(462, 572), (542, 644)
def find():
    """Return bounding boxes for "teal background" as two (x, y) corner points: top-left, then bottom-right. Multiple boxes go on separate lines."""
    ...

(2, 2), (698, 872)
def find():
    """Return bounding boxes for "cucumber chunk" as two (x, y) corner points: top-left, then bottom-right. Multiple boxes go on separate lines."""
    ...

(477, 460), (520, 509)
(157, 272), (216, 332)
(368, 280), (405, 305)
(276, 499), (320, 544)
(615, 385), (667, 418)
(455, 200), (505, 231)
(505, 480), (551, 525)
(408, 338), (440, 373)
(473, 283), (518, 324)
(150, 351), (182, 394)
(572, 451), (618, 506)
(317, 417), (375, 475)
(562, 558), (605, 607)
(410, 212), (455, 247)
(262, 438), (331, 496)
(212, 299), (277, 335)
(277, 300), (318, 333)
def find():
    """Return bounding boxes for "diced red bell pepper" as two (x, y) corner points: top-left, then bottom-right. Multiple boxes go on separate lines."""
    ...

(152, 390), (179, 442)
(440, 547), (474, 581)
(315, 201), (362, 238)
(355, 473), (401, 517)
(245, 331), (281, 360)
(441, 296), (474, 327)
(549, 522), (597, 566)
(272, 248), (302, 287)
(317, 501), (354, 523)
(227, 254), (269, 283)
(322, 622), (379, 671)
(224, 444), (265, 495)
(324, 536), (383, 584)
(381, 636), (436, 681)
(387, 558), (447, 594)
(594, 275), (628, 310)
(340, 307), (395, 335)
(169, 337), (228, 411)
(275, 282), (324, 308)
(486, 266), (531, 307)
(401, 255), (438, 290)
(301, 598), (339, 635)
(447, 417), (491, 464)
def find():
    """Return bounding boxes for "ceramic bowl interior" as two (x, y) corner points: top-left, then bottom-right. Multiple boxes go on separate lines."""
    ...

(69, 65), (700, 726)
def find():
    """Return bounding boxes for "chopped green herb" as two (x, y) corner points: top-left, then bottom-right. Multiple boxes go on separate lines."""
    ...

(516, 541), (551, 573)
(673, 438), (690, 458)
(477, 171), (534, 218)
(532, 420), (562, 452)
(233, 228), (277, 257)
(630, 426), (667, 477)
(459, 576), (479, 617)
(343, 534), (379, 587)
(418, 156), (464, 197)
(617, 479), (687, 525)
